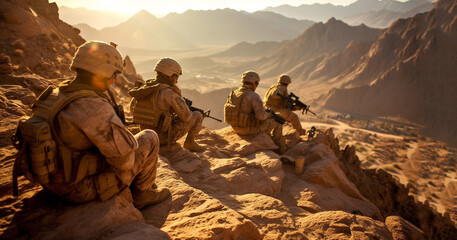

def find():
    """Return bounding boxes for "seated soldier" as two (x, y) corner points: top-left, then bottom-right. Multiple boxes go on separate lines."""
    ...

(129, 58), (204, 152)
(264, 74), (307, 135)
(224, 71), (285, 153)
(14, 41), (170, 209)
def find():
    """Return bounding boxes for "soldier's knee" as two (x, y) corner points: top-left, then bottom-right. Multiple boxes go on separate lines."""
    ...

(192, 111), (204, 122)
(136, 129), (159, 149)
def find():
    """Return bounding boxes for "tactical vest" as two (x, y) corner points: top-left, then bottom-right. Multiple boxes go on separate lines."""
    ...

(129, 83), (172, 132)
(12, 86), (102, 196)
(224, 87), (260, 128)
(264, 83), (288, 109)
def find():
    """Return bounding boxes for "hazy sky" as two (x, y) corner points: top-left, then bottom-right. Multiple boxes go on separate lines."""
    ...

(51, 0), (387, 16)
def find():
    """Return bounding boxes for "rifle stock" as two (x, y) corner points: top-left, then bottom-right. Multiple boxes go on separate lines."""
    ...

(266, 108), (286, 124)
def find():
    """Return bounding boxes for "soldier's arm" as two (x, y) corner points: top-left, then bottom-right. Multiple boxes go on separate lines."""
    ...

(161, 88), (192, 123)
(68, 97), (138, 171)
(276, 87), (290, 106)
(250, 93), (270, 121)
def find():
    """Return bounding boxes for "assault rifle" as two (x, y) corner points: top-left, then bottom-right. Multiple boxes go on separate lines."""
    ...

(107, 88), (126, 124)
(277, 92), (316, 116)
(183, 97), (222, 122)
(266, 108), (286, 125)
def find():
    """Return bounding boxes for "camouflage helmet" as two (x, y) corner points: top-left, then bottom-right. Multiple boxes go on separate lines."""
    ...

(241, 70), (260, 84)
(278, 74), (291, 84)
(70, 41), (123, 78)
(154, 58), (182, 77)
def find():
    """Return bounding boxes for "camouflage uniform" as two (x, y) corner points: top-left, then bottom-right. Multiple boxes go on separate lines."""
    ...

(134, 83), (203, 146)
(264, 83), (304, 133)
(229, 84), (284, 149)
(43, 87), (160, 204)
(131, 58), (204, 152)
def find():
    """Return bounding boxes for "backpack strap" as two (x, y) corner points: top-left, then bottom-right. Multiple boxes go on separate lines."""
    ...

(34, 86), (100, 182)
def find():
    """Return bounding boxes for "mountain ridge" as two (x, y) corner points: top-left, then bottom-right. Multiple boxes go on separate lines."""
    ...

(322, 0), (457, 146)
(264, 0), (433, 25)
(76, 8), (314, 51)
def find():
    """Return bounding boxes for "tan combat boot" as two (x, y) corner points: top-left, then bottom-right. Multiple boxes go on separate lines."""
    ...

(183, 137), (204, 152)
(132, 188), (171, 209)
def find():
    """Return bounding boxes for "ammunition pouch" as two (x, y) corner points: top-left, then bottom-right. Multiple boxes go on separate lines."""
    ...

(16, 116), (57, 185)
(224, 102), (239, 126)
(73, 152), (103, 184)
(95, 172), (122, 201)
(224, 89), (256, 127)
(238, 112), (260, 128)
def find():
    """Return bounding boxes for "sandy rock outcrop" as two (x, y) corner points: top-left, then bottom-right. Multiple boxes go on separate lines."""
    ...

(2, 125), (456, 239)
(0, 189), (155, 239)
(0, 0), (84, 78)
(385, 216), (426, 240)
(0, 54), (13, 74)
(281, 139), (382, 220)
(297, 210), (393, 239)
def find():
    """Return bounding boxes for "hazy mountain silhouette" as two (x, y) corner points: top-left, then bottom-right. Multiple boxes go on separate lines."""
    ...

(162, 9), (313, 45)
(80, 10), (195, 50)
(343, 2), (433, 28)
(264, 0), (432, 23)
(76, 9), (314, 50)
(59, 6), (132, 29)
(322, 0), (457, 146)
(253, 18), (381, 80)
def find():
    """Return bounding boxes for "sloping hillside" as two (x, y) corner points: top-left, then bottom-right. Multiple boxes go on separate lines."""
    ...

(0, 0), (84, 78)
(323, 0), (457, 146)
(343, 2), (433, 28)
(245, 18), (381, 99)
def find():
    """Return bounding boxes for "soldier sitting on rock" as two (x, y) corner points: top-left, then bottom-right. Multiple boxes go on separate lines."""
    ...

(129, 58), (204, 152)
(264, 74), (307, 135)
(13, 41), (170, 209)
(224, 70), (285, 154)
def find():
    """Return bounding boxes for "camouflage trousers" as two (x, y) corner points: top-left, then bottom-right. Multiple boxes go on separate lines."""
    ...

(233, 118), (284, 150)
(269, 106), (303, 132)
(143, 111), (203, 146)
(44, 129), (159, 204)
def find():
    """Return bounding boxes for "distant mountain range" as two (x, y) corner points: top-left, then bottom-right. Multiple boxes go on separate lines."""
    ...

(252, 18), (382, 82)
(321, 0), (457, 146)
(75, 9), (314, 50)
(343, 1), (434, 28)
(264, 0), (433, 28)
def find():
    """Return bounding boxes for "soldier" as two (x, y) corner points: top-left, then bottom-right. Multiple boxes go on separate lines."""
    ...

(264, 74), (307, 135)
(224, 71), (285, 153)
(14, 41), (170, 209)
(129, 58), (204, 152)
